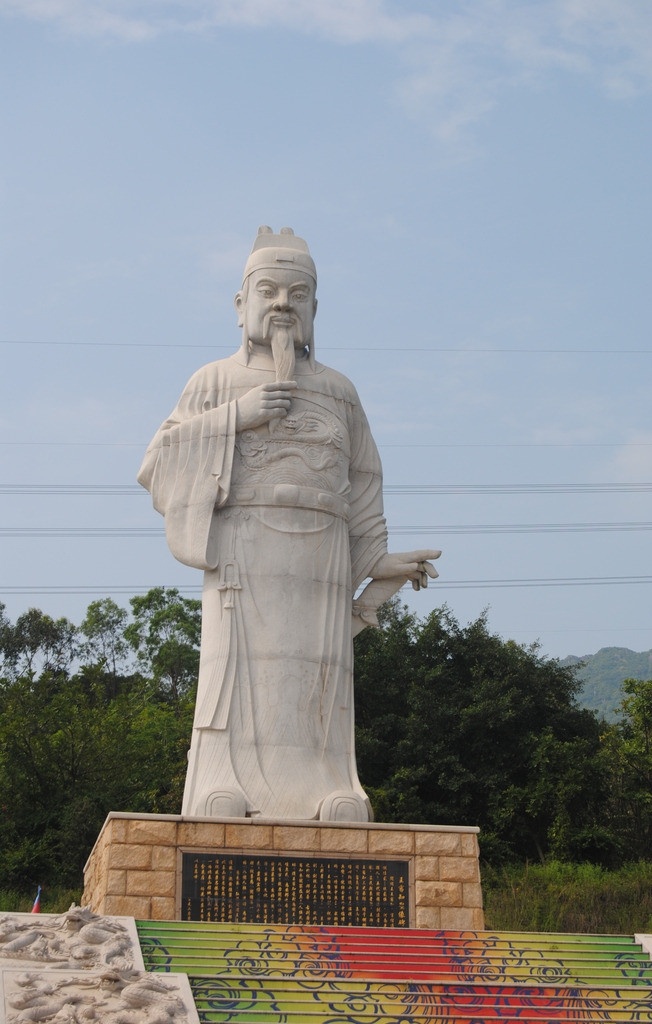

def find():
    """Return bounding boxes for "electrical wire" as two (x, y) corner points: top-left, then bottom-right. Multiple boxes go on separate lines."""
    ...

(2, 441), (652, 449)
(3, 575), (652, 597)
(2, 483), (652, 496)
(2, 522), (652, 537)
(1, 339), (650, 354)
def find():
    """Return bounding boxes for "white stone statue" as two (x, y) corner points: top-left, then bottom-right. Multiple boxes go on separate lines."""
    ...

(138, 227), (440, 822)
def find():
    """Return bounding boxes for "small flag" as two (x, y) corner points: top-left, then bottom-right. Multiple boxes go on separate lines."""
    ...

(30, 886), (41, 914)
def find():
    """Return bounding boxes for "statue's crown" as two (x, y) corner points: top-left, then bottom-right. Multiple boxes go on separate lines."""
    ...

(243, 225), (316, 283)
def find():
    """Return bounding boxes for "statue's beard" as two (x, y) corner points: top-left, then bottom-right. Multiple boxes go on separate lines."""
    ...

(262, 313), (303, 382)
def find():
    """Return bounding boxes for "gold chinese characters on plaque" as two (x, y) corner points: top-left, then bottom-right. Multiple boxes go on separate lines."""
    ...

(182, 852), (409, 927)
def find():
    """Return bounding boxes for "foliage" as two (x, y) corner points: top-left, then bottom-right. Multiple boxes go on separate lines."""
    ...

(125, 587), (201, 704)
(2, 593), (652, 895)
(483, 860), (652, 933)
(599, 678), (652, 861)
(0, 887), (82, 914)
(355, 601), (611, 865)
(0, 668), (194, 888)
(0, 593), (195, 890)
(79, 598), (132, 699)
(1, 606), (78, 681)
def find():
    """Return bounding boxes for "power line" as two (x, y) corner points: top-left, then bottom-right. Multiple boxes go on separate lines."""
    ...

(395, 522), (652, 534)
(1, 339), (650, 354)
(2, 483), (652, 496)
(440, 576), (652, 589)
(0, 483), (141, 495)
(3, 521), (652, 538)
(3, 575), (652, 597)
(387, 484), (652, 495)
(2, 586), (204, 596)
(1, 528), (163, 537)
(2, 441), (652, 450)
(381, 443), (652, 449)
(0, 442), (145, 448)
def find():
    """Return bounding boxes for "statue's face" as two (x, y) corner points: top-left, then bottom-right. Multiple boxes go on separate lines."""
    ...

(235, 267), (317, 349)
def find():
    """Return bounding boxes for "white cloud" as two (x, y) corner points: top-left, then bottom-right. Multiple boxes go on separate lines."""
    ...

(193, 0), (430, 43)
(2, 0), (651, 141)
(392, 0), (652, 145)
(0, 0), (428, 42)
(0, 0), (156, 40)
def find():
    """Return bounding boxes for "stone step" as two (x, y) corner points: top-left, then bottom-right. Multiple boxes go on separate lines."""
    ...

(188, 975), (652, 1022)
(137, 920), (652, 1023)
(138, 922), (652, 983)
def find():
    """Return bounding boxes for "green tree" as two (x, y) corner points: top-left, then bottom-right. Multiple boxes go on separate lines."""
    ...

(125, 587), (201, 705)
(0, 595), (197, 889)
(0, 669), (193, 887)
(79, 598), (132, 698)
(1, 607), (78, 680)
(354, 600), (420, 790)
(601, 678), (652, 860)
(355, 602), (610, 864)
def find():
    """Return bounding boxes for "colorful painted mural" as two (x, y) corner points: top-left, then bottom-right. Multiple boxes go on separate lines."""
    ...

(138, 922), (652, 1022)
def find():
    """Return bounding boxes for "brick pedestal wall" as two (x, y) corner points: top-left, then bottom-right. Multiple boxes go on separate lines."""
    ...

(83, 813), (484, 930)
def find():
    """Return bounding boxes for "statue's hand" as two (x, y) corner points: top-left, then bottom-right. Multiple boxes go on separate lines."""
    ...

(370, 549), (441, 591)
(235, 381), (296, 431)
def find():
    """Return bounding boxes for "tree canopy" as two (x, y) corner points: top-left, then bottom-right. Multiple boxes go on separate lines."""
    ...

(354, 601), (610, 864)
(0, 592), (649, 891)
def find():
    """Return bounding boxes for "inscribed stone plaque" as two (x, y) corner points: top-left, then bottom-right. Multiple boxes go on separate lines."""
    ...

(182, 852), (410, 927)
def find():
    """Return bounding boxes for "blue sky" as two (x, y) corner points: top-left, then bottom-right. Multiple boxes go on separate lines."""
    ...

(1, 0), (651, 660)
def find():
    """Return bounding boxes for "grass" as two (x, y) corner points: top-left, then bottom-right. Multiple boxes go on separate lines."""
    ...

(0, 887), (82, 914)
(483, 860), (652, 934)
(3, 862), (652, 934)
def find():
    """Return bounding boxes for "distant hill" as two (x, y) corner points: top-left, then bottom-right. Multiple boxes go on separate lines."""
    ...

(561, 648), (652, 722)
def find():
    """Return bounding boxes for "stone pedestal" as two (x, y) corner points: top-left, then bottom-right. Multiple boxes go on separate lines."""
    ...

(83, 812), (484, 931)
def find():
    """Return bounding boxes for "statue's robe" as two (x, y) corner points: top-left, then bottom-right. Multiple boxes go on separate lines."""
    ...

(138, 351), (388, 820)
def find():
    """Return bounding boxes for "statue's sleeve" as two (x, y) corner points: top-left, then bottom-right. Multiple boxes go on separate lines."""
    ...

(346, 390), (388, 590)
(137, 369), (237, 570)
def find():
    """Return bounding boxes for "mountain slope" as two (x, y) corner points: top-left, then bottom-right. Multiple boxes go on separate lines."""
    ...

(562, 648), (652, 721)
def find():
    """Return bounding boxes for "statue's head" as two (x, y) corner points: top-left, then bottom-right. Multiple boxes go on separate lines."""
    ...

(235, 226), (318, 371)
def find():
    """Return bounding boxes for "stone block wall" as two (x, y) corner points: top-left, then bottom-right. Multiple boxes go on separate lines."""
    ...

(83, 813), (484, 930)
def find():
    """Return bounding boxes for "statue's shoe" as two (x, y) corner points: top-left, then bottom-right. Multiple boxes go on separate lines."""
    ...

(192, 787), (248, 818)
(318, 790), (372, 823)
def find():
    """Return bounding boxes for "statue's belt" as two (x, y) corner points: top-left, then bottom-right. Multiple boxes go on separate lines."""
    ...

(223, 484), (350, 520)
